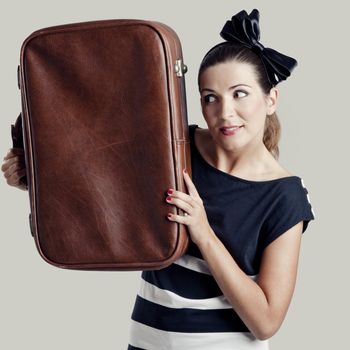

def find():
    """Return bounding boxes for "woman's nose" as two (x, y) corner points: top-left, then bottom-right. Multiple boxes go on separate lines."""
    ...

(219, 97), (235, 119)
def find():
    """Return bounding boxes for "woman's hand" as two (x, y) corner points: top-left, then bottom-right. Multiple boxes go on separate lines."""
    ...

(165, 169), (214, 246)
(1, 147), (28, 191)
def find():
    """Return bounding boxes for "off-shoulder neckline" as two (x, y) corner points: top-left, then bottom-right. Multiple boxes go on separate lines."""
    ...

(190, 124), (301, 185)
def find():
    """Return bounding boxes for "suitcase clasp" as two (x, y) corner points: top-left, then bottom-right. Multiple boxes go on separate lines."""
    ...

(174, 59), (188, 77)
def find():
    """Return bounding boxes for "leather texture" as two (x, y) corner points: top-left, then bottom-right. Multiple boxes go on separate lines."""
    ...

(18, 19), (191, 271)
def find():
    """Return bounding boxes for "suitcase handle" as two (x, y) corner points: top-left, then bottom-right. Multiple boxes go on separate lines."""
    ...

(11, 112), (28, 188)
(11, 113), (24, 148)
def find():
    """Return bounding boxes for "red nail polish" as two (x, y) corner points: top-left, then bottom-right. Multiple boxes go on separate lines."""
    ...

(167, 189), (173, 194)
(166, 197), (172, 201)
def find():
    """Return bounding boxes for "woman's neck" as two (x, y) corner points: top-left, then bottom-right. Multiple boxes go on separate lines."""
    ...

(203, 129), (282, 179)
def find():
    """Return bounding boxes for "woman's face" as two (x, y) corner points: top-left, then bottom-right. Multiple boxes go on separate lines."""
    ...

(199, 60), (278, 153)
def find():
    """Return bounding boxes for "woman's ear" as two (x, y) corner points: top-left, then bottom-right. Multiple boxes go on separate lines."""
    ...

(266, 87), (278, 115)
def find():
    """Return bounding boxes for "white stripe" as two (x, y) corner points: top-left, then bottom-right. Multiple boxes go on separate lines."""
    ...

(300, 178), (316, 218)
(311, 206), (316, 217)
(173, 254), (258, 281)
(138, 278), (233, 309)
(139, 260), (258, 310)
(128, 319), (270, 350)
(173, 254), (212, 275)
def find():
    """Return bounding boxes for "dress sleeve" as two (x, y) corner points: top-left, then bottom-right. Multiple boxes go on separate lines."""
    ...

(259, 178), (315, 251)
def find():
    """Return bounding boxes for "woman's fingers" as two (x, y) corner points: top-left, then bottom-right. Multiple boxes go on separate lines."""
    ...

(6, 162), (25, 180)
(11, 168), (26, 185)
(6, 168), (27, 188)
(182, 169), (202, 203)
(4, 147), (24, 160)
(166, 195), (193, 215)
(1, 151), (27, 189)
(2, 157), (23, 174)
(13, 167), (27, 180)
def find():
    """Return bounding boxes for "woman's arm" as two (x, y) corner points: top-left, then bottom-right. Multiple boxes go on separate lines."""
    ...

(197, 221), (303, 340)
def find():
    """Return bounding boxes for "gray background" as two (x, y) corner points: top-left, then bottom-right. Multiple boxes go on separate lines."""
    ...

(1, 0), (348, 349)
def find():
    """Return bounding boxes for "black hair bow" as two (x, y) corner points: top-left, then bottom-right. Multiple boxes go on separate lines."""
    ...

(220, 8), (298, 86)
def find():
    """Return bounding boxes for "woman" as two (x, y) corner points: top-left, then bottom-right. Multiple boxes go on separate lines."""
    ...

(126, 9), (315, 350)
(2, 9), (315, 350)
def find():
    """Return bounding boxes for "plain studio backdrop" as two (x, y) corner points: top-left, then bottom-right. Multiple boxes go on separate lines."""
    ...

(0, 1), (348, 349)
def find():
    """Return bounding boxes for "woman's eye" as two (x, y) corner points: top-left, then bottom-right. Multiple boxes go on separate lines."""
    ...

(203, 94), (216, 104)
(234, 90), (248, 98)
(202, 91), (248, 104)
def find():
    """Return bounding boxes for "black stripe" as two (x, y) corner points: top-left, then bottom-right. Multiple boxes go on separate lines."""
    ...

(141, 262), (223, 299)
(127, 345), (145, 350)
(131, 295), (249, 333)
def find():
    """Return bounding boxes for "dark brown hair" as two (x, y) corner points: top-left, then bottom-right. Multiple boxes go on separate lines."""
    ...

(197, 42), (281, 159)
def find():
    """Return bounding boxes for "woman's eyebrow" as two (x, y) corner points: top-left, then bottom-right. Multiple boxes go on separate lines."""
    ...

(200, 84), (252, 93)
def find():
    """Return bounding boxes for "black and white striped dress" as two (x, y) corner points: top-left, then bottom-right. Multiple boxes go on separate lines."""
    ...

(127, 124), (315, 349)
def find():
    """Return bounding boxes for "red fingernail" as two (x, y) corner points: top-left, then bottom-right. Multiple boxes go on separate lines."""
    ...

(167, 189), (173, 194)
(166, 197), (172, 201)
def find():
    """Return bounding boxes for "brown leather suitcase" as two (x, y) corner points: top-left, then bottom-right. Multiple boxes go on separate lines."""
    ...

(16, 18), (191, 271)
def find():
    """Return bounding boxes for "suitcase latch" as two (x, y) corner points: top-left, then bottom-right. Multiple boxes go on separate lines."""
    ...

(174, 59), (188, 77)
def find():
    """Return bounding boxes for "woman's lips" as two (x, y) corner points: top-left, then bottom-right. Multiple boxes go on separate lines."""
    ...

(220, 126), (243, 136)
